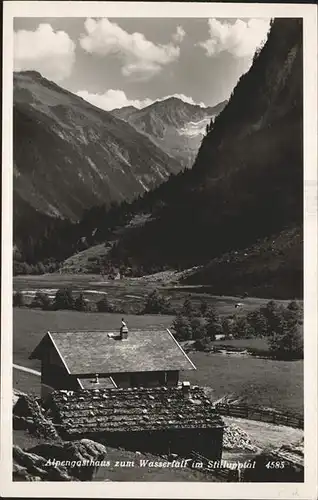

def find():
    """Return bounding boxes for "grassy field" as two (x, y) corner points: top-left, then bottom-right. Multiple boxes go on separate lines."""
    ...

(13, 369), (42, 396)
(210, 338), (269, 351)
(181, 351), (303, 415)
(13, 309), (303, 415)
(13, 273), (298, 316)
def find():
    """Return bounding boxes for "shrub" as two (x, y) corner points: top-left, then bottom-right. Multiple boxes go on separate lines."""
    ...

(205, 308), (223, 340)
(231, 315), (252, 338)
(267, 306), (303, 359)
(246, 310), (268, 337)
(13, 291), (24, 307)
(190, 317), (206, 340)
(182, 297), (196, 318)
(199, 299), (209, 316)
(37, 262), (46, 275)
(142, 290), (171, 314)
(86, 301), (97, 313)
(287, 300), (302, 320)
(31, 291), (51, 310)
(193, 337), (212, 351)
(96, 296), (114, 313)
(171, 313), (192, 341)
(268, 321), (303, 359)
(287, 300), (300, 311)
(221, 317), (233, 339)
(53, 288), (74, 310)
(74, 293), (88, 312)
(260, 300), (286, 336)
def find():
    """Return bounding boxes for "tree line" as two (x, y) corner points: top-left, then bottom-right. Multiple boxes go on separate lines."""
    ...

(14, 287), (302, 359)
(172, 299), (303, 360)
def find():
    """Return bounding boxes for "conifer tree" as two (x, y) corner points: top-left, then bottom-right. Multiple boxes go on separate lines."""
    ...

(205, 307), (223, 340)
(54, 288), (74, 310)
(74, 293), (87, 312)
(172, 313), (193, 341)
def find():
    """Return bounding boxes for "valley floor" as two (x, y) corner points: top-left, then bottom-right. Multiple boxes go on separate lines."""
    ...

(13, 308), (303, 415)
(14, 273), (297, 316)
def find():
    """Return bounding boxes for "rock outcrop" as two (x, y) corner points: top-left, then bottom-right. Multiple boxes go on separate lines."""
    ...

(13, 439), (107, 482)
(223, 424), (258, 452)
(13, 394), (60, 441)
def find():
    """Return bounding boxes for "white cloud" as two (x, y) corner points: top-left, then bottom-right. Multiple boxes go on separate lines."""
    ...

(77, 89), (153, 111)
(77, 89), (207, 111)
(172, 26), (186, 43)
(79, 18), (180, 80)
(199, 18), (270, 59)
(14, 23), (76, 81)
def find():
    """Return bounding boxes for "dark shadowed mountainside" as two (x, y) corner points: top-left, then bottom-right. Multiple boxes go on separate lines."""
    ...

(112, 97), (227, 167)
(183, 227), (303, 299)
(13, 71), (182, 221)
(105, 18), (303, 298)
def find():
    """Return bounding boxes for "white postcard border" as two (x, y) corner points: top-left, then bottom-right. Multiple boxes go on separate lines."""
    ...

(1, 2), (317, 498)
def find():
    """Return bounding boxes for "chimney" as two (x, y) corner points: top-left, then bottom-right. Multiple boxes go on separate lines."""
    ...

(182, 381), (191, 399)
(120, 318), (128, 340)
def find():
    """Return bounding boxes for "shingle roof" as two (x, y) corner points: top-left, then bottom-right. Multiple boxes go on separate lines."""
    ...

(30, 329), (196, 375)
(49, 387), (223, 436)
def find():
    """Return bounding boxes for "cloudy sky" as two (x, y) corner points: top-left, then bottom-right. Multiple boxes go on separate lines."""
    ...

(13, 17), (270, 110)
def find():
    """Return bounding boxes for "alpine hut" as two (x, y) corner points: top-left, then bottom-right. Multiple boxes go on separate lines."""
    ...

(29, 320), (196, 399)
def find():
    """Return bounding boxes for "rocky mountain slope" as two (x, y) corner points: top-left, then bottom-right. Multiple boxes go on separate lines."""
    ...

(13, 71), (182, 221)
(112, 97), (227, 167)
(104, 18), (303, 298)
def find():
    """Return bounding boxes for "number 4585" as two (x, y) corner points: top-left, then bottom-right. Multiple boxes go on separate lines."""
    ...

(265, 461), (285, 469)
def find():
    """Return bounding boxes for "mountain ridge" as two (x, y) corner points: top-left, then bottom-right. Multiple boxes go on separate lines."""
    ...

(111, 97), (228, 166)
(13, 71), (183, 222)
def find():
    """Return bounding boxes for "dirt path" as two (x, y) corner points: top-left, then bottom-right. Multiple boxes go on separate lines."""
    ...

(223, 416), (303, 450)
(13, 364), (41, 376)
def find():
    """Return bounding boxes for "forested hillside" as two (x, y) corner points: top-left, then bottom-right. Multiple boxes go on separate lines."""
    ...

(106, 18), (303, 297)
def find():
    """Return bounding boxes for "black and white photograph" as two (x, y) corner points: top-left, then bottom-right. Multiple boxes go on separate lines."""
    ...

(1, 2), (317, 498)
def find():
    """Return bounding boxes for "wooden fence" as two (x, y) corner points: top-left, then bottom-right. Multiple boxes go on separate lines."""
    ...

(214, 403), (304, 429)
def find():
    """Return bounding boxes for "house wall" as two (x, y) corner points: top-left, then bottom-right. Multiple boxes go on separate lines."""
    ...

(111, 373), (130, 388)
(166, 371), (179, 386)
(41, 346), (80, 398)
(112, 370), (179, 388)
(66, 426), (224, 461)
